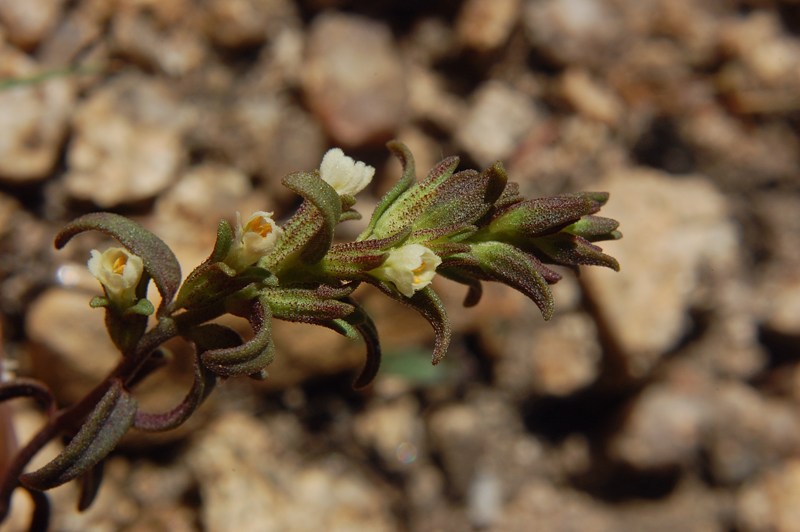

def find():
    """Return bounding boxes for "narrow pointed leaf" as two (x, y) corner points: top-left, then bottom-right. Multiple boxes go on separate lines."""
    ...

(134, 355), (216, 432)
(200, 296), (275, 377)
(54, 213), (181, 314)
(281, 172), (342, 263)
(360, 140), (417, 240)
(345, 301), (382, 389)
(532, 233), (621, 271)
(471, 241), (555, 320)
(77, 462), (104, 512)
(20, 379), (137, 490)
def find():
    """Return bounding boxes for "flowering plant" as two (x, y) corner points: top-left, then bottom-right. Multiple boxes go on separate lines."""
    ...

(0, 143), (620, 528)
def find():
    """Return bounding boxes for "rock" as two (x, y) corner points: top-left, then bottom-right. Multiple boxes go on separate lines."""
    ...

(229, 94), (326, 197)
(302, 12), (406, 147)
(456, 81), (540, 167)
(186, 411), (396, 531)
(111, 6), (206, 76)
(705, 382), (800, 485)
(494, 480), (617, 532)
(64, 74), (186, 207)
(352, 395), (424, 471)
(581, 168), (739, 377)
(560, 67), (622, 125)
(492, 311), (601, 397)
(737, 460), (800, 532)
(0, 46), (75, 182)
(406, 65), (466, 134)
(456, 0), (520, 52)
(201, 0), (298, 49)
(426, 391), (547, 502)
(0, 0), (65, 50)
(610, 381), (711, 470)
(25, 288), (119, 404)
(524, 0), (624, 67)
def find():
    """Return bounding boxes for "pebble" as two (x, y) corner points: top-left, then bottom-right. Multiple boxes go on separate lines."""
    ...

(64, 74), (186, 207)
(111, 8), (206, 76)
(201, 0), (298, 49)
(456, 80), (539, 167)
(25, 288), (119, 404)
(186, 411), (396, 531)
(524, 0), (624, 67)
(352, 395), (424, 471)
(0, 46), (75, 182)
(737, 459), (800, 532)
(581, 168), (738, 377)
(302, 12), (406, 147)
(610, 382), (711, 470)
(456, 0), (520, 52)
(560, 67), (622, 125)
(0, 0), (65, 50)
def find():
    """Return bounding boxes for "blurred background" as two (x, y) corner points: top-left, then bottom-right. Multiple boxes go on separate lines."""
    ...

(1, 0), (800, 530)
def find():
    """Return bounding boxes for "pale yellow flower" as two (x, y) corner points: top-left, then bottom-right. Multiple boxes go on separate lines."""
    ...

(319, 148), (375, 196)
(88, 247), (144, 306)
(224, 211), (282, 271)
(371, 244), (441, 297)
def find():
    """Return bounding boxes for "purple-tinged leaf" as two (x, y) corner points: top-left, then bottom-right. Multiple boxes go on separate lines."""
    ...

(200, 296), (275, 377)
(20, 379), (137, 491)
(54, 213), (181, 315)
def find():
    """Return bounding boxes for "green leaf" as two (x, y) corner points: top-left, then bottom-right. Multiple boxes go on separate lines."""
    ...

(20, 379), (137, 490)
(280, 171), (342, 264)
(54, 213), (181, 315)
(200, 295), (275, 377)
(531, 233), (621, 271)
(265, 287), (356, 324)
(471, 241), (555, 320)
(370, 281), (452, 365)
(371, 155), (460, 239)
(563, 215), (622, 242)
(345, 301), (382, 389)
(208, 219), (235, 263)
(488, 194), (604, 240)
(173, 260), (272, 310)
(359, 140), (417, 240)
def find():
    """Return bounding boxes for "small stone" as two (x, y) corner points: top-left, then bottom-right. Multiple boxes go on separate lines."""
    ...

(495, 480), (616, 532)
(706, 382), (800, 485)
(353, 395), (424, 471)
(0, 46), (75, 182)
(610, 382), (711, 470)
(737, 460), (800, 532)
(406, 65), (466, 134)
(581, 168), (738, 377)
(0, 0), (65, 50)
(111, 8), (206, 76)
(524, 0), (624, 67)
(456, 81), (539, 167)
(560, 68), (622, 125)
(186, 411), (396, 531)
(303, 12), (406, 147)
(64, 74), (186, 207)
(25, 288), (119, 404)
(456, 0), (520, 52)
(201, 0), (298, 49)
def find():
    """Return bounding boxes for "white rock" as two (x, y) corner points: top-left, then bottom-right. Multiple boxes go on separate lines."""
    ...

(582, 168), (738, 376)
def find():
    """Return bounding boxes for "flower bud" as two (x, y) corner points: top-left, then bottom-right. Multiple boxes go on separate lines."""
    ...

(224, 211), (282, 271)
(319, 148), (374, 196)
(88, 247), (144, 307)
(371, 244), (442, 298)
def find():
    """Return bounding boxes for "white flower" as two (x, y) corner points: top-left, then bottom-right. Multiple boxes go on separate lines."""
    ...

(224, 211), (283, 271)
(319, 147), (375, 196)
(371, 244), (442, 298)
(88, 247), (144, 306)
